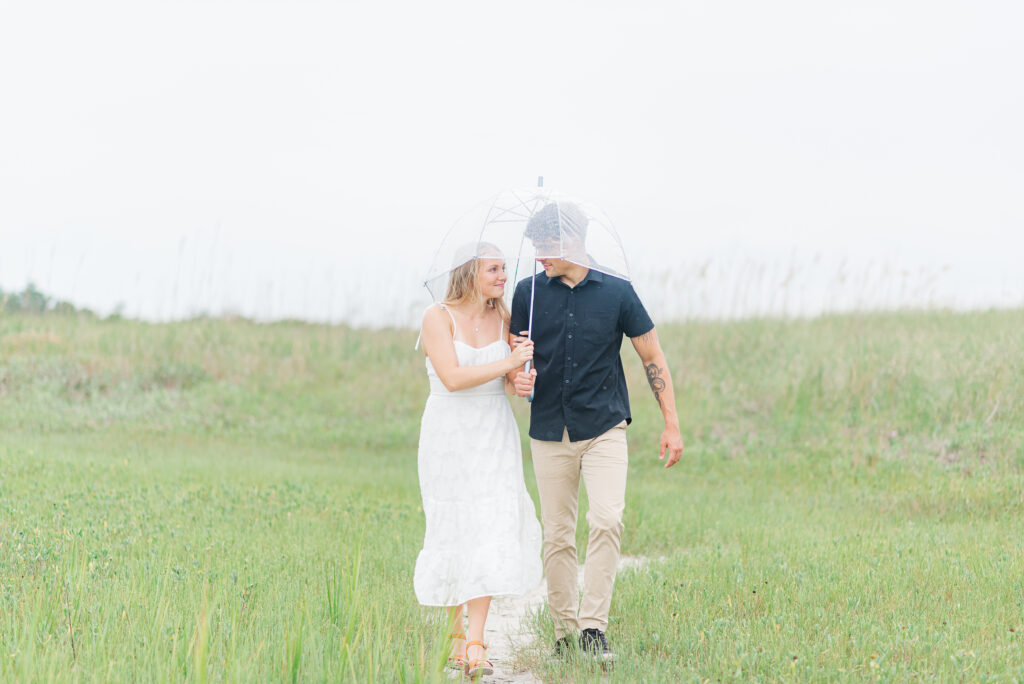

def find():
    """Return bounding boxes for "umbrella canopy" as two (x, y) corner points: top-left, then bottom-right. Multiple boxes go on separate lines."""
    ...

(423, 187), (632, 307)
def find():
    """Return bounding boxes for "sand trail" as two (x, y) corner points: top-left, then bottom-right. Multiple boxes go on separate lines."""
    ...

(458, 556), (652, 683)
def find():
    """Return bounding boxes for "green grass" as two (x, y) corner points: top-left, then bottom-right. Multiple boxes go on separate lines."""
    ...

(1, 310), (1022, 681)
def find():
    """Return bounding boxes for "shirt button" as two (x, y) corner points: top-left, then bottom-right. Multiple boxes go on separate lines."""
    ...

(564, 379), (570, 384)
(568, 334), (573, 340)
(573, 362), (578, 367)
(569, 312), (574, 317)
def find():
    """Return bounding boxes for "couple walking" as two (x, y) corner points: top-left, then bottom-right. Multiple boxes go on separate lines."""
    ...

(415, 201), (683, 677)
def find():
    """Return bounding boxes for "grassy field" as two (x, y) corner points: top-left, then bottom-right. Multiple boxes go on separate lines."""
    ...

(1, 310), (1022, 681)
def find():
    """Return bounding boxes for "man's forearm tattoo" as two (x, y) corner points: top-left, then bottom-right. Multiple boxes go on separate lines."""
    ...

(645, 363), (666, 409)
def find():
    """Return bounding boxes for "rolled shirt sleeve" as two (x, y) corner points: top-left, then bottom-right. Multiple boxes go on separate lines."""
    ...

(620, 283), (654, 339)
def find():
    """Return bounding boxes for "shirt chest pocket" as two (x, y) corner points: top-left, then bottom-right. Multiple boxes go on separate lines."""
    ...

(580, 309), (618, 350)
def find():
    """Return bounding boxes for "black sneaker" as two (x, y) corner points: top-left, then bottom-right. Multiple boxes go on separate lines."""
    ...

(579, 628), (616, 664)
(553, 635), (575, 658)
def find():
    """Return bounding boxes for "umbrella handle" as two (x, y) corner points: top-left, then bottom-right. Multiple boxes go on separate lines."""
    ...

(524, 360), (534, 402)
(524, 246), (538, 403)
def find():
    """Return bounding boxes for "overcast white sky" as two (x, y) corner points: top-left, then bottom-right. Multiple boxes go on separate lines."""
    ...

(1, 1), (1021, 324)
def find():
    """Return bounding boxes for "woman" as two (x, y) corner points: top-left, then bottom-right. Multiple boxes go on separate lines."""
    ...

(415, 244), (543, 677)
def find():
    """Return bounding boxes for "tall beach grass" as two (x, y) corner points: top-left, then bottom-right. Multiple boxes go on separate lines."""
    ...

(1, 309), (1022, 680)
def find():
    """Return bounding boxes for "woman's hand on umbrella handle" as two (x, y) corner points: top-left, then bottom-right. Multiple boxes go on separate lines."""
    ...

(510, 331), (530, 349)
(509, 339), (534, 369)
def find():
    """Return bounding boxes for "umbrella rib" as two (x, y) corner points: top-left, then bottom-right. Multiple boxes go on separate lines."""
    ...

(476, 191), (504, 259)
(510, 187), (546, 218)
(489, 202), (534, 221)
(428, 187), (559, 301)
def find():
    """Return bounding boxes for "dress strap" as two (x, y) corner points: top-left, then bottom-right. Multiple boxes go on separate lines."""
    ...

(414, 303), (458, 350)
(437, 304), (458, 338)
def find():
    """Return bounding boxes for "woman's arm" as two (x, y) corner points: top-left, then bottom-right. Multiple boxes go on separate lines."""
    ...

(422, 307), (531, 392)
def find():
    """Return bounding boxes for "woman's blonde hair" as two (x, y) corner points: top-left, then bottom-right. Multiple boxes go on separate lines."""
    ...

(443, 242), (511, 328)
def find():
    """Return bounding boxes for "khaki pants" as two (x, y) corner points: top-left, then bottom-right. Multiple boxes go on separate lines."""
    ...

(530, 421), (628, 637)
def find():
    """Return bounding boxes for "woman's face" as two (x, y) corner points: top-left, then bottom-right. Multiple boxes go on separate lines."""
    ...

(477, 258), (507, 299)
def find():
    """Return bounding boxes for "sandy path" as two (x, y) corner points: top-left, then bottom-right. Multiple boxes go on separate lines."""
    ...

(462, 555), (652, 683)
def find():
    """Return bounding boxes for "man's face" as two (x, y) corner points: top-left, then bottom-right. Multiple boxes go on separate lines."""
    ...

(532, 237), (566, 277)
(532, 234), (586, 277)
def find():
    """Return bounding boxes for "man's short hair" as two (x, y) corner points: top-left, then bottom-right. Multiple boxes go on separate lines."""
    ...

(525, 202), (589, 244)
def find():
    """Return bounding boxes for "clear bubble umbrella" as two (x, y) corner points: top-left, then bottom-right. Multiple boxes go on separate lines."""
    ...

(425, 184), (631, 302)
(423, 181), (634, 399)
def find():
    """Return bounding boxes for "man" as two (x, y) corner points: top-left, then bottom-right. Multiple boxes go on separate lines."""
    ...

(510, 202), (684, 663)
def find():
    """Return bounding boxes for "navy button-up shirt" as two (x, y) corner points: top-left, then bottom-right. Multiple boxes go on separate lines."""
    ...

(510, 269), (654, 442)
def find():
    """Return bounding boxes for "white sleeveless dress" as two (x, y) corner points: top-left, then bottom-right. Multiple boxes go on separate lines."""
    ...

(414, 310), (543, 607)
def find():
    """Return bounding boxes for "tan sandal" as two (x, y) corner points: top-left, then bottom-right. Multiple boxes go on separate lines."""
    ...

(446, 632), (466, 670)
(464, 640), (493, 678)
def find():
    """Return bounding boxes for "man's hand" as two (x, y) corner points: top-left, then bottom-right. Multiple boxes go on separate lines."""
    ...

(513, 368), (537, 397)
(660, 425), (684, 468)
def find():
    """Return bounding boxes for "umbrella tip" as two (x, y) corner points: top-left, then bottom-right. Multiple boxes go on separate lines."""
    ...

(537, 176), (544, 188)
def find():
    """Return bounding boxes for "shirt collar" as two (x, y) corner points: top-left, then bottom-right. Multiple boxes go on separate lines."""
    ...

(544, 266), (604, 288)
